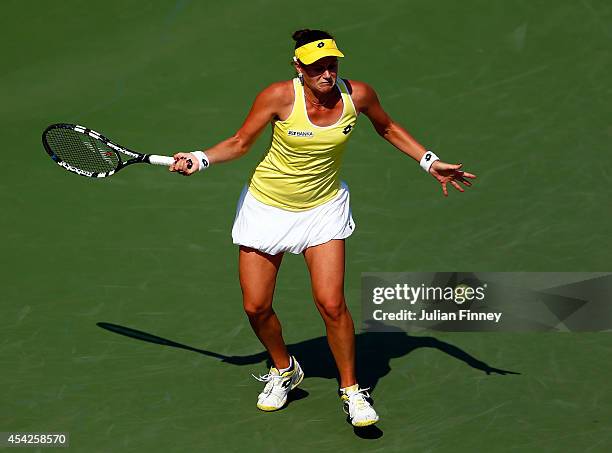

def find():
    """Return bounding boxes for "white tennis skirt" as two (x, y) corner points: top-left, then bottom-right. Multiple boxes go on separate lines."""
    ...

(231, 181), (355, 255)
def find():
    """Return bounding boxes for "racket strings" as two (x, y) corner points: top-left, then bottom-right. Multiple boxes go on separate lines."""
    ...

(45, 128), (121, 174)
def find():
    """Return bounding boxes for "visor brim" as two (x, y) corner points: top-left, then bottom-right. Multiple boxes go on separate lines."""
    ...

(299, 49), (345, 65)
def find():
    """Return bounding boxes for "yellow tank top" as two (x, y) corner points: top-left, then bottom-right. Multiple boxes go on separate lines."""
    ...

(248, 77), (358, 211)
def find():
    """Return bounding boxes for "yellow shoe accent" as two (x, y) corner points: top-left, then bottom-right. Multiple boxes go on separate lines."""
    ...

(257, 403), (282, 412)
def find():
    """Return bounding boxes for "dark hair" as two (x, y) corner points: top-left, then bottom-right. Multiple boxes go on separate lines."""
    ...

(292, 29), (334, 49)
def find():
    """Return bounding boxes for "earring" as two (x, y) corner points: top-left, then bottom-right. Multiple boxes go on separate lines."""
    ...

(298, 72), (304, 85)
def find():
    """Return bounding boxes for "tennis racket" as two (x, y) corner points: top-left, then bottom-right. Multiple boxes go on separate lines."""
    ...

(42, 123), (190, 178)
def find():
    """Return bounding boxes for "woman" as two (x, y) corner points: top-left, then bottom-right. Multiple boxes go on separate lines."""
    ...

(170, 29), (475, 427)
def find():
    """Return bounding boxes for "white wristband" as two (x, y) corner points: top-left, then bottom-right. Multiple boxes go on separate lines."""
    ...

(191, 151), (210, 171)
(419, 150), (439, 173)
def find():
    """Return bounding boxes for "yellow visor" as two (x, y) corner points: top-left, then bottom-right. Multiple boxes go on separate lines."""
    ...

(294, 39), (344, 65)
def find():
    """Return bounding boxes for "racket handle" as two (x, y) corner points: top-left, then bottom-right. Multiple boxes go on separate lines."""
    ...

(147, 155), (175, 166)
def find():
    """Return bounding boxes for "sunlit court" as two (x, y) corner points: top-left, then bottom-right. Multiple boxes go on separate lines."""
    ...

(2, 1), (611, 451)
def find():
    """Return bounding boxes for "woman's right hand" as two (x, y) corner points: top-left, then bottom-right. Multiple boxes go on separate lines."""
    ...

(169, 152), (199, 176)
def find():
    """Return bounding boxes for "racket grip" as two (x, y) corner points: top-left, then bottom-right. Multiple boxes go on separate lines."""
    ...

(147, 155), (175, 166)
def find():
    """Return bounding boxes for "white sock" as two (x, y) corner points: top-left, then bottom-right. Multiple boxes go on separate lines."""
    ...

(277, 356), (293, 374)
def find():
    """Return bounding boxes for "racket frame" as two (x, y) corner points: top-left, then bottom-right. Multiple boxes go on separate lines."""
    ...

(42, 123), (175, 178)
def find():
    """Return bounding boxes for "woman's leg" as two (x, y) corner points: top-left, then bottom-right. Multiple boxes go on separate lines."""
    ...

(303, 239), (356, 388)
(239, 246), (290, 369)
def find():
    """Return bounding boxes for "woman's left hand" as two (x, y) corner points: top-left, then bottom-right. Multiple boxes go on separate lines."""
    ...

(429, 161), (476, 197)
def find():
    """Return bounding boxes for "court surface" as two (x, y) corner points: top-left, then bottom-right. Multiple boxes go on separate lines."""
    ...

(1, 0), (611, 451)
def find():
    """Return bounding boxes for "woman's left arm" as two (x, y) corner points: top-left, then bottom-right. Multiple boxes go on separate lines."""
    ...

(353, 81), (476, 196)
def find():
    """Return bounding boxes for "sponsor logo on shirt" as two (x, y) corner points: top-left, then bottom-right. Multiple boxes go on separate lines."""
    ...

(288, 130), (314, 138)
(342, 124), (354, 135)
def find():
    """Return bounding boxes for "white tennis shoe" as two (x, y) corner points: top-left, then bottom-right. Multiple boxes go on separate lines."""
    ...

(340, 384), (379, 427)
(253, 356), (304, 411)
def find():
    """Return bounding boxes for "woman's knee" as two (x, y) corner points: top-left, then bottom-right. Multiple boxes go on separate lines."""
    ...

(243, 298), (273, 318)
(316, 296), (348, 322)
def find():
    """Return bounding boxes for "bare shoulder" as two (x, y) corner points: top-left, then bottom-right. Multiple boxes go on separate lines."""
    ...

(257, 80), (295, 106)
(341, 79), (378, 113)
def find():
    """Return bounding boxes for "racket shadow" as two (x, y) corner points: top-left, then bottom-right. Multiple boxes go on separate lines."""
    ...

(96, 322), (231, 361)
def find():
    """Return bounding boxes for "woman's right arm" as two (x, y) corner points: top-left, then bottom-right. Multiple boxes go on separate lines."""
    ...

(170, 82), (288, 175)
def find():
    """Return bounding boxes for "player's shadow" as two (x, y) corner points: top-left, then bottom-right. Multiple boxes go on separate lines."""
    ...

(96, 320), (519, 438)
(97, 319), (520, 390)
(222, 320), (520, 389)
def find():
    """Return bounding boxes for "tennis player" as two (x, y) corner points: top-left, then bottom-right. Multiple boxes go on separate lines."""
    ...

(170, 29), (475, 427)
